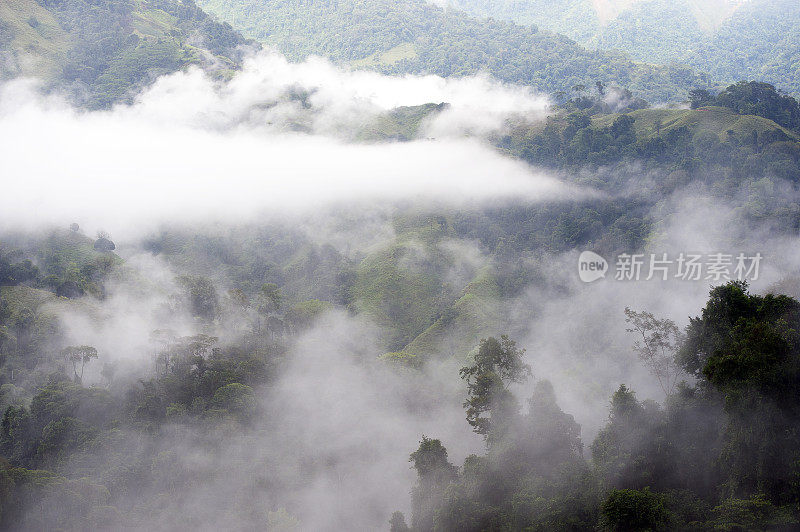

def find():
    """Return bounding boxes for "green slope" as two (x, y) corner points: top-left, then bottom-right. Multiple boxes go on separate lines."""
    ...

(441, 0), (743, 48)
(0, 0), (256, 107)
(689, 0), (800, 96)
(0, 285), (58, 316)
(592, 0), (800, 95)
(196, 0), (711, 102)
(353, 240), (447, 351)
(2, 227), (124, 300)
(356, 103), (448, 142)
(0, 0), (72, 80)
(450, 0), (800, 96)
(591, 106), (800, 142)
(447, 0), (601, 42)
(385, 267), (501, 366)
(0, 285), (101, 322)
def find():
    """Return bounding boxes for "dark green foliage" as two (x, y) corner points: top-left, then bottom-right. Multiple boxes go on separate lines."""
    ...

(510, 104), (800, 184)
(711, 493), (797, 530)
(127, 332), (273, 430)
(0, 229), (122, 298)
(22, 0), (254, 107)
(677, 283), (800, 503)
(0, 250), (38, 287)
(197, 0), (710, 102)
(678, 281), (800, 396)
(390, 510), (410, 532)
(0, 296), (280, 528)
(208, 382), (256, 420)
(49, 0), (137, 82)
(409, 436), (457, 531)
(662, 384), (724, 500)
(1, 380), (116, 470)
(689, 88), (717, 110)
(92, 236), (115, 253)
(404, 286), (800, 529)
(599, 488), (672, 531)
(444, 199), (653, 298)
(410, 436), (458, 481)
(692, 82), (800, 131)
(0, 406), (35, 465)
(459, 336), (530, 441)
(402, 336), (596, 531)
(36, 417), (98, 466)
(501, 98), (800, 221)
(591, 385), (677, 492)
(405, 373), (597, 531)
(452, 0), (800, 96)
(4, 238), (800, 529)
(605, 283), (800, 521)
(143, 225), (352, 305)
(91, 38), (186, 106)
(178, 275), (219, 321)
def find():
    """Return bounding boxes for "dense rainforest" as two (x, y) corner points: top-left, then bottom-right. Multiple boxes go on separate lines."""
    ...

(394, 281), (800, 530)
(448, 0), (800, 97)
(195, 0), (712, 102)
(4, 233), (800, 529)
(1, 0), (800, 530)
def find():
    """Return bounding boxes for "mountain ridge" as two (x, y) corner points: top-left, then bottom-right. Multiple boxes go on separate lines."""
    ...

(0, 0), (258, 107)
(196, 0), (713, 103)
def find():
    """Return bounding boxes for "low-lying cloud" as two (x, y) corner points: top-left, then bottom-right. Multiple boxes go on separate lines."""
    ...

(0, 51), (569, 238)
(128, 51), (551, 134)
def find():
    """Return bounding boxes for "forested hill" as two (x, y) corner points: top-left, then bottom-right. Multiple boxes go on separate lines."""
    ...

(449, 0), (800, 96)
(195, 0), (711, 103)
(448, 0), (745, 44)
(0, 0), (256, 107)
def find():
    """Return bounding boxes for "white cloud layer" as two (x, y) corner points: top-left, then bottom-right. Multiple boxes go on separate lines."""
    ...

(0, 52), (568, 238)
(127, 51), (550, 134)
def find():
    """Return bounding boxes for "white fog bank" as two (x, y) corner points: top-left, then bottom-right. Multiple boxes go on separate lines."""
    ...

(0, 52), (573, 238)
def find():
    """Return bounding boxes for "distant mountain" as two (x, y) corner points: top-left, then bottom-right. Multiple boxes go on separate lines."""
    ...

(687, 0), (800, 96)
(448, 0), (746, 42)
(0, 0), (256, 107)
(447, 0), (800, 95)
(196, 0), (712, 103)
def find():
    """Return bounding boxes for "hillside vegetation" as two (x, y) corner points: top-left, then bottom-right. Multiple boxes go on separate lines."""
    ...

(3, 2), (800, 529)
(447, 0), (745, 43)
(499, 82), (800, 191)
(0, 0), (255, 107)
(400, 282), (800, 530)
(196, 0), (711, 102)
(450, 0), (800, 95)
(0, 0), (72, 80)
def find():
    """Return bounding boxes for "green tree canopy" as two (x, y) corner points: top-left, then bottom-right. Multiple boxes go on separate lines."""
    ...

(459, 336), (531, 442)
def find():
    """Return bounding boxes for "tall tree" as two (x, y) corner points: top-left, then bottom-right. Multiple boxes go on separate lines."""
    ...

(625, 307), (685, 396)
(460, 336), (531, 444)
(61, 345), (98, 382)
(678, 281), (800, 501)
(409, 436), (457, 532)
